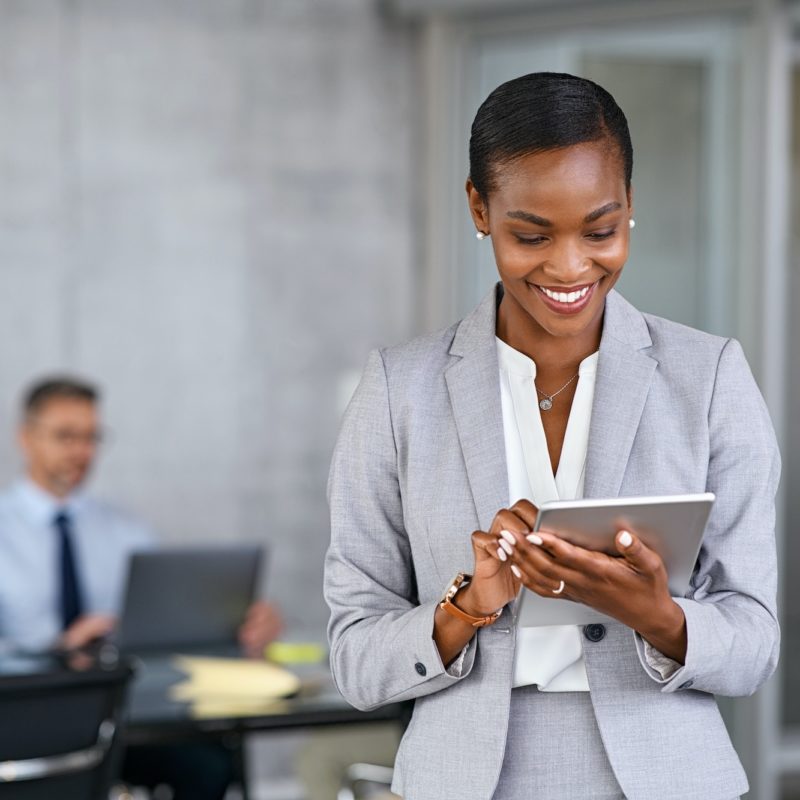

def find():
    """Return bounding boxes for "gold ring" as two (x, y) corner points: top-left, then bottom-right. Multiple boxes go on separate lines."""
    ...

(552, 580), (566, 595)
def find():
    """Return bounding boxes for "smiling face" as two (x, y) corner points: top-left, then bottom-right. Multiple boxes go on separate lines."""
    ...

(467, 140), (632, 355)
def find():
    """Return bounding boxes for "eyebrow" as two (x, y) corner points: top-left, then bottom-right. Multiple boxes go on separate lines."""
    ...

(506, 201), (623, 227)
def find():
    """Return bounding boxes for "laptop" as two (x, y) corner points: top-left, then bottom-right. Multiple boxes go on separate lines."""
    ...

(116, 545), (264, 654)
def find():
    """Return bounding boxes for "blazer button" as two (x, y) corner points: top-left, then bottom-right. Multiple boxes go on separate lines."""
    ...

(679, 679), (694, 690)
(583, 624), (606, 643)
(414, 662), (427, 676)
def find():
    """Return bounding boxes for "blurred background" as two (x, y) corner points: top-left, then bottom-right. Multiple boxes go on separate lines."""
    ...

(0, 0), (797, 797)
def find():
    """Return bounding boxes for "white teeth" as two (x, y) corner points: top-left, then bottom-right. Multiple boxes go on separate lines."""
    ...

(540, 285), (591, 303)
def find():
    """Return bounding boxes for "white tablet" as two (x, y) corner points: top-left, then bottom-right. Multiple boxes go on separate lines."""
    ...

(515, 493), (715, 627)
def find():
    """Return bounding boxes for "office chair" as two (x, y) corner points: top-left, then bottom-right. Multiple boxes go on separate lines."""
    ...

(337, 762), (395, 800)
(0, 660), (134, 800)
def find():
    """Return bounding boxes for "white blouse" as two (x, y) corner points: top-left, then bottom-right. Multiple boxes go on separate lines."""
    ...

(497, 337), (597, 691)
(446, 338), (679, 686)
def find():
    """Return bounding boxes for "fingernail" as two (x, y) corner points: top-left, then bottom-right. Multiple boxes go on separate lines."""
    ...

(510, 565), (522, 579)
(526, 534), (543, 545)
(619, 530), (633, 548)
(496, 547), (508, 562)
(500, 530), (516, 545)
(500, 539), (513, 555)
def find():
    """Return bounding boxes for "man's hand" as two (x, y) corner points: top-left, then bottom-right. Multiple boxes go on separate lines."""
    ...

(238, 601), (284, 659)
(58, 613), (117, 651)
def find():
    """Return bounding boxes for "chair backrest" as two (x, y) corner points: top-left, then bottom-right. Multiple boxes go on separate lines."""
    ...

(337, 763), (395, 800)
(0, 661), (134, 800)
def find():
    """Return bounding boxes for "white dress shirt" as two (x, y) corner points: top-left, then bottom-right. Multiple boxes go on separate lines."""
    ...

(0, 478), (155, 651)
(497, 337), (596, 691)
(495, 337), (680, 690)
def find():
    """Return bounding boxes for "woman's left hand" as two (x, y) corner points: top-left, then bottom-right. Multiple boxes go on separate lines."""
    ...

(503, 500), (688, 663)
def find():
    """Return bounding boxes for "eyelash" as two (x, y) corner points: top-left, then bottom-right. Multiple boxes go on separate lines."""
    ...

(515, 229), (617, 245)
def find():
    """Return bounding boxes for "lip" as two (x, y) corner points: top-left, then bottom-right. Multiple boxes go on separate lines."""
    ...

(531, 280), (600, 315)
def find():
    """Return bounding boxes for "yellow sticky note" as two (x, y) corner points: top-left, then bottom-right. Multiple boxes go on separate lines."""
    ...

(265, 641), (327, 665)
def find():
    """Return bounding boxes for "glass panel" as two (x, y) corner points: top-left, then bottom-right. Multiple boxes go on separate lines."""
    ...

(579, 57), (705, 328)
(783, 64), (800, 730)
(461, 25), (742, 340)
(782, 771), (800, 800)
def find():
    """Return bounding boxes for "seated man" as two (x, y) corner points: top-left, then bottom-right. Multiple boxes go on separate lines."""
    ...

(0, 376), (281, 799)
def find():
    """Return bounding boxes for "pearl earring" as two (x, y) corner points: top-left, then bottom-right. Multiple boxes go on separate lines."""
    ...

(629, 219), (636, 229)
(476, 231), (488, 240)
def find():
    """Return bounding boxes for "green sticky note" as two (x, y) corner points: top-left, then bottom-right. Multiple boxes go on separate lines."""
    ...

(265, 641), (327, 665)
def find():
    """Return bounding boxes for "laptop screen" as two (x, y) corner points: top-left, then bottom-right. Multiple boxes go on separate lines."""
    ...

(117, 545), (264, 653)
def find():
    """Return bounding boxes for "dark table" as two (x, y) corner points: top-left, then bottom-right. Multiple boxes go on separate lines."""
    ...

(0, 645), (408, 799)
(125, 650), (408, 746)
(0, 645), (409, 746)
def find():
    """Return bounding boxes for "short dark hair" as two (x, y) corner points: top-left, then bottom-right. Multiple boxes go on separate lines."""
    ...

(469, 72), (633, 200)
(23, 377), (99, 418)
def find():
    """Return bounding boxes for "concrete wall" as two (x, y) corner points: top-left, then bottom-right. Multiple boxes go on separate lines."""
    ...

(0, 0), (417, 634)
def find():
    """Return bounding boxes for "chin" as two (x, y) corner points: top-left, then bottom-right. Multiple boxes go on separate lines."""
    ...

(59, 471), (89, 493)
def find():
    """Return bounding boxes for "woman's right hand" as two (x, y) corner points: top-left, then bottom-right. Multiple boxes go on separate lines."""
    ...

(458, 499), (540, 617)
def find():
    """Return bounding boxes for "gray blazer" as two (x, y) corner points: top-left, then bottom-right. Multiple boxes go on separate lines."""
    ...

(325, 285), (780, 800)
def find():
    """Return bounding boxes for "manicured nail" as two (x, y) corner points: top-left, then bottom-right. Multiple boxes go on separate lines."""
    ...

(619, 530), (633, 548)
(526, 534), (543, 545)
(500, 530), (516, 545)
(510, 565), (522, 579)
(496, 547), (508, 562)
(500, 539), (513, 555)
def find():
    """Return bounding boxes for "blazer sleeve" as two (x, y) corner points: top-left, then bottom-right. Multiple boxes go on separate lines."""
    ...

(635, 337), (781, 696)
(324, 349), (476, 712)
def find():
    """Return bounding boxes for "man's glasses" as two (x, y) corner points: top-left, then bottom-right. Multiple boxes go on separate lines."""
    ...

(32, 427), (107, 447)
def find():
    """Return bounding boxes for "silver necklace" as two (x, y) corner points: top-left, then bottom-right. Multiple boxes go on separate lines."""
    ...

(535, 372), (579, 411)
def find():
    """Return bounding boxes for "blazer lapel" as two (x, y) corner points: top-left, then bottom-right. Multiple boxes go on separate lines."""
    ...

(444, 286), (657, 525)
(583, 291), (658, 498)
(445, 287), (509, 532)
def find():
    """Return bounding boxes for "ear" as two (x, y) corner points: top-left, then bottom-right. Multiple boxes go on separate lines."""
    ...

(626, 183), (634, 217)
(465, 178), (490, 235)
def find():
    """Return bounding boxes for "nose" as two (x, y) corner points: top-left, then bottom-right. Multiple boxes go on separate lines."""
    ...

(541, 238), (593, 284)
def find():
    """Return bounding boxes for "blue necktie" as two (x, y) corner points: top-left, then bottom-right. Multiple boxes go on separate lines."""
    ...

(54, 511), (84, 630)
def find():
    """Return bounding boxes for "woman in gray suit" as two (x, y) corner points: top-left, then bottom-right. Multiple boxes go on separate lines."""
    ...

(324, 73), (779, 799)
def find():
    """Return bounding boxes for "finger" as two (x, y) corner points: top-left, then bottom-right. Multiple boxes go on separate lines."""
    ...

(508, 538), (565, 584)
(510, 530), (580, 573)
(615, 529), (663, 575)
(260, 602), (283, 627)
(497, 525), (535, 560)
(527, 576), (573, 600)
(530, 533), (623, 583)
(472, 530), (510, 563)
(508, 499), (539, 530)
(489, 508), (532, 536)
(238, 624), (264, 647)
(532, 532), (595, 568)
(60, 615), (116, 649)
(515, 561), (575, 600)
(509, 537), (588, 596)
(238, 630), (266, 659)
(249, 608), (271, 626)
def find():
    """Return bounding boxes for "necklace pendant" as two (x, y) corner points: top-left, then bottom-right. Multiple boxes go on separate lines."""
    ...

(539, 397), (553, 411)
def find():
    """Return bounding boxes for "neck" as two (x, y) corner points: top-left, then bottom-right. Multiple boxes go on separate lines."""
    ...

(496, 296), (603, 374)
